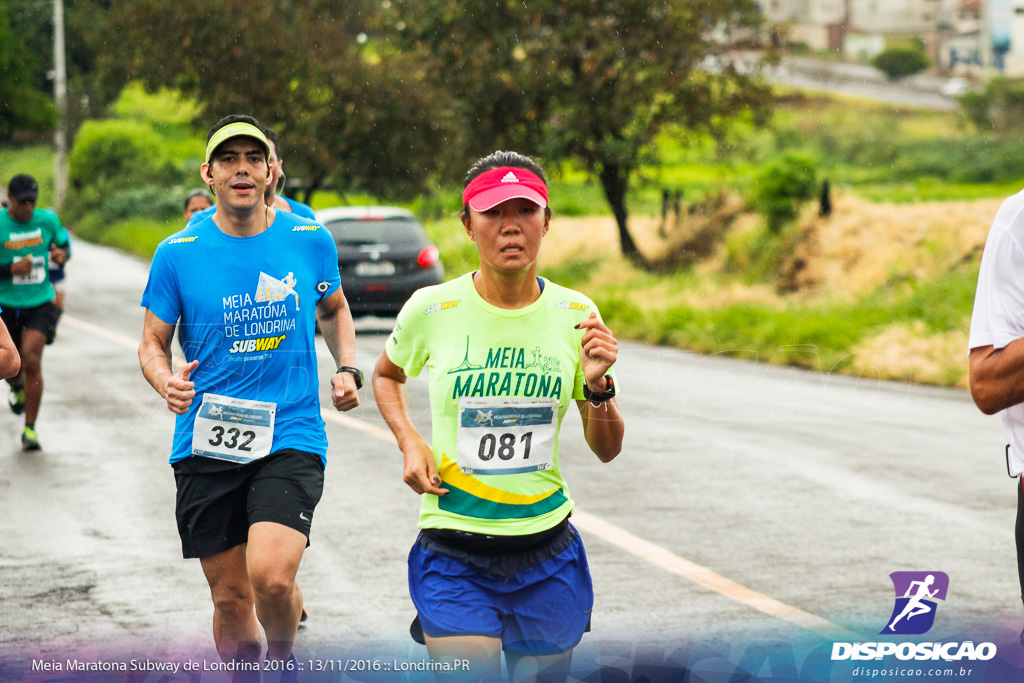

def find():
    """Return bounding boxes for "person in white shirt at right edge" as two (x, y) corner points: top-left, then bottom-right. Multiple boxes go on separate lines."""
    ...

(969, 188), (1024, 636)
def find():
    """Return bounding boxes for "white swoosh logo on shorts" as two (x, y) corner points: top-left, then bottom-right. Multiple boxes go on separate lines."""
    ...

(299, 512), (310, 521)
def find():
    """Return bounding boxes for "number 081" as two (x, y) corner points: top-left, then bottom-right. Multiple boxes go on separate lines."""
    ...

(477, 432), (532, 461)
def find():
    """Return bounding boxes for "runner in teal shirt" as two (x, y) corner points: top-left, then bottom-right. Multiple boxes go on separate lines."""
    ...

(0, 174), (69, 451)
(0, 195), (69, 309)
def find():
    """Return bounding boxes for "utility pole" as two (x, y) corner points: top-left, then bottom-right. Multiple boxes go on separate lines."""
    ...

(53, 0), (67, 210)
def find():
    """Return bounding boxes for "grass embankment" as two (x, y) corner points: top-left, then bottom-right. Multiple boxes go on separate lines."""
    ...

(421, 93), (1023, 389)
(425, 191), (993, 389)
(1, 91), (1012, 387)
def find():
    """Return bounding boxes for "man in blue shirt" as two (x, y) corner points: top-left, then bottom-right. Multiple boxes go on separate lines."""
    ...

(139, 115), (362, 677)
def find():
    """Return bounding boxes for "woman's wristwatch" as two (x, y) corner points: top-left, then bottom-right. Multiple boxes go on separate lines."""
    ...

(582, 375), (615, 403)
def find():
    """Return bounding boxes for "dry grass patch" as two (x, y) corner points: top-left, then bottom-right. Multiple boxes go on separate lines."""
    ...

(782, 194), (998, 300)
(541, 215), (667, 267)
(851, 322), (969, 388)
(490, 191), (997, 388)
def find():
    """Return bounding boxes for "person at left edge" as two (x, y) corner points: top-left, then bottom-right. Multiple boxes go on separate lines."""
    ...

(138, 115), (361, 678)
(0, 307), (21, 380)
(0, 174), (69, 451)
(0, 184), (35, 379)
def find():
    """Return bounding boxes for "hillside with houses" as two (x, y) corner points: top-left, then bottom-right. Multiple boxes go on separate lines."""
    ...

(759, 0), (1019, 76)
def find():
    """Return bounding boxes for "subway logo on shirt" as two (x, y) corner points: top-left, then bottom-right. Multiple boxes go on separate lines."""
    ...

(228, 335), (287, 354)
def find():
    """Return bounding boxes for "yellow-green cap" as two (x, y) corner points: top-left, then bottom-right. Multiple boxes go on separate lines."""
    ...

(205, 122), (270, 164)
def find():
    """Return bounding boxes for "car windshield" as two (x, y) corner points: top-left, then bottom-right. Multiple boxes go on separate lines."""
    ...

(324, 219), (423, 246)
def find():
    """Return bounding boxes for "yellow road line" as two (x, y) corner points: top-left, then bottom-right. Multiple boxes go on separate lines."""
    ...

(66, 311), (855, 639)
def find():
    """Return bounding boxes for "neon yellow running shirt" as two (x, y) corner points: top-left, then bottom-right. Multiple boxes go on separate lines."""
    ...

(385, 273), (615, 536)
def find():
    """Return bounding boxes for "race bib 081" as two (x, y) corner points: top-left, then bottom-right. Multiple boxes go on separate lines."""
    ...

(456, 397), (557, 476)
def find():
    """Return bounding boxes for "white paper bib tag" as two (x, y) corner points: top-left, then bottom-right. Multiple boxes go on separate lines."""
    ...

(456, 397), (556, 476)
(191, 393), (276, 464)
(13, 257), (46, 285)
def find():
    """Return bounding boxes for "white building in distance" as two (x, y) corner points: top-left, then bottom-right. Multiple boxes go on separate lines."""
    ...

(757, 0), (1024, 75)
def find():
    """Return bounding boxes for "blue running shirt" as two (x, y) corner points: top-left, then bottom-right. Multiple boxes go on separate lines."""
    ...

(142, 211), (340, 464)
(283, 196), (316, 220)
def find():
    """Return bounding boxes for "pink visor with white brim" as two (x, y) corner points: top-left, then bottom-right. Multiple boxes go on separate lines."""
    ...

(463, 167), (548, 211)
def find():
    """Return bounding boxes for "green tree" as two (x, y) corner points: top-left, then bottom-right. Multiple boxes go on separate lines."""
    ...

(388, 0), (774, 263)
(959, 77), (1024, 135)
(9, 0), (118, 142)
(0, 0), (56, 141)
(751, 153), (817, 233)
(870, 47), (930, 81)
(99, 0), (451, 204)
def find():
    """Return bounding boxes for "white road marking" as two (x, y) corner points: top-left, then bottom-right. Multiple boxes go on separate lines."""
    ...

(64, 314), (188, 368)
(320, 409), (397, 444)
(571, 510), (859, 640)
(62, 314), (140, 349)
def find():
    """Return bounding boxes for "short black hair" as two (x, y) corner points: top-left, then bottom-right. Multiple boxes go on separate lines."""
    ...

(462, 151), (546, 187)
(183, 188), (214, 212)
(263, 126), (281, 160)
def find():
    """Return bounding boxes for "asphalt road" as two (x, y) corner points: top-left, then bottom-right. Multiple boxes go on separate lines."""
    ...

(769, 56), (960, 110)
(0, 240), (1017, 679)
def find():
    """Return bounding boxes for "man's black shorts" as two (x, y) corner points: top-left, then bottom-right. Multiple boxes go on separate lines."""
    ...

(172, 448), (325, 559)
(0, 300), (60, 346)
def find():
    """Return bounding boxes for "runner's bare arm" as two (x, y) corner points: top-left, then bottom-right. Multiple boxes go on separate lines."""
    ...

(969, 342), (1024, 414)
(576, 399), (624, 463)
(138, 308), (197, 415)
(315, 287), (360, 411)
(0, 319), (20, 379)
(576, 313), (624, 462)
(49, 247), (67, 266)
(373, 351), (448, 496)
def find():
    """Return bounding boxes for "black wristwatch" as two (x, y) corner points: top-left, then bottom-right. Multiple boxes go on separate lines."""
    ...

(582, 375), (616, 403)
(336, 366), (364, 390)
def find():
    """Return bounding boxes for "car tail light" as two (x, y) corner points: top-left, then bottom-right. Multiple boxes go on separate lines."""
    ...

(417, 246), (440, 269)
